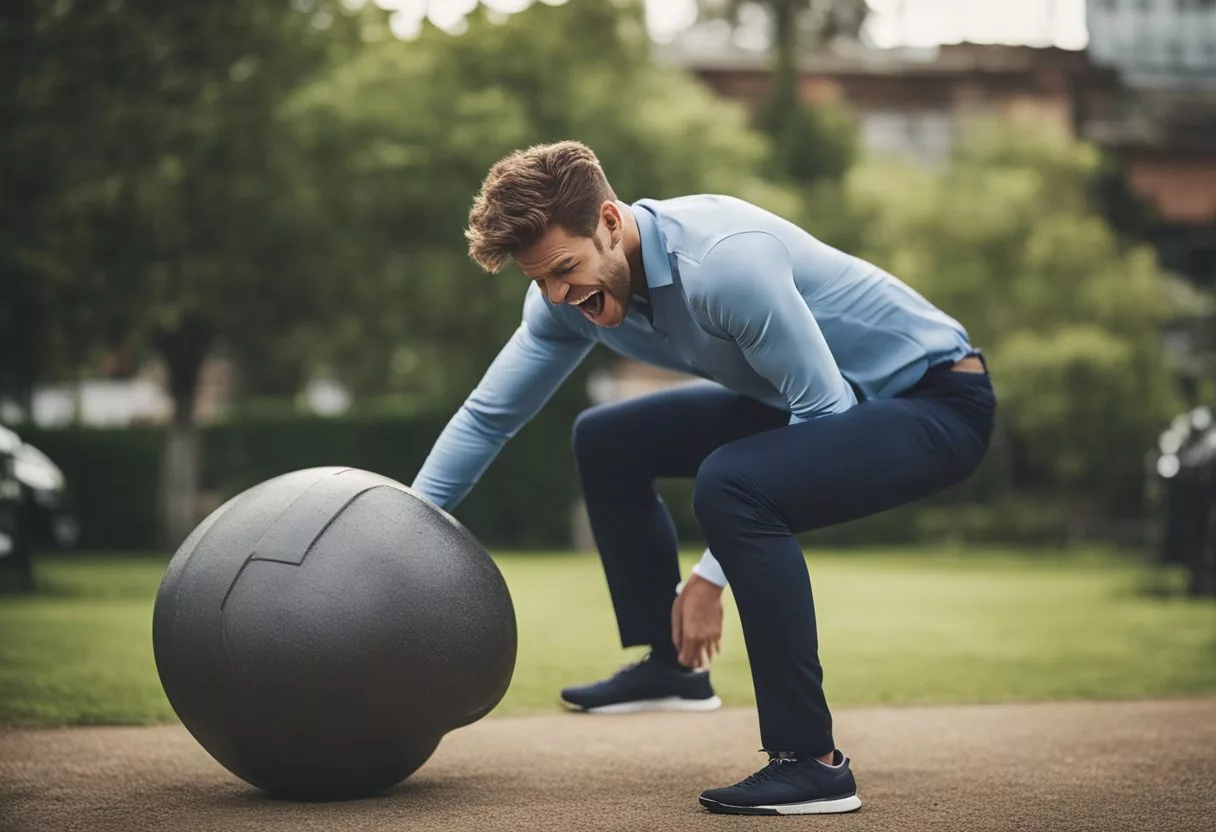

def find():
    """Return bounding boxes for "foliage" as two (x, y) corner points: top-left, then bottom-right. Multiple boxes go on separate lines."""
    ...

(289, 0), (787, 405)
(846, 118), (1183, 511)
(22, 413), (1109, 554)
(759, 95), (858, 185)
(22, 401), (592, 551)
(1, 0), (377, 542)
(697, 0), (864, 185)
(3, 0), (798, 545)
(2, 0), (363, 391)
(17, 424), (164, 551)
(4, 0), (1195, 542)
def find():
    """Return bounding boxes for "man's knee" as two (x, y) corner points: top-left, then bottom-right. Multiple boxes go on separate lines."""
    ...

(692, 447), (763, 535)
(571, 406), (620, 471)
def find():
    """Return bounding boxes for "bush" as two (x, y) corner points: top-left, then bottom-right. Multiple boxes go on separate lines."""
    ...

(19, 425), (162, 551)
(657, 477), (1075, 551)
(846, 118), (1182, 517)
(19, 408), (1139, 553)
(21, 407), (583, 552)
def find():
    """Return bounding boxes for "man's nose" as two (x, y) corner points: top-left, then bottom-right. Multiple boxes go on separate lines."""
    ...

(545, 280), (569, 305)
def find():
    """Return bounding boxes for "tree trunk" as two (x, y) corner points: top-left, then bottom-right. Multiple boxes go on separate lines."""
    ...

(758, 0), (806, 182)
(156, 318), (210, 549)
(774, 3), (797, 67)
(161, 413), (200, 549)
(769, 0), (799, 119)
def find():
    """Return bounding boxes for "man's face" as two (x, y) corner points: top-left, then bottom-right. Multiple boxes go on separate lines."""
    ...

(515, 213), (632, 328)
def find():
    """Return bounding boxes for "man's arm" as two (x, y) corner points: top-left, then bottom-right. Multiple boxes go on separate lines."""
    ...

(411, 286), (594, 511)
(690, 230), (856, 424)
(684, 231), (857, 588)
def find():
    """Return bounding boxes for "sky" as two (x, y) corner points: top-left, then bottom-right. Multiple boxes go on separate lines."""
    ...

(646, 0), (1089, 50)
(362, 0), (1090, 50)
(868, 0), (1088, 50)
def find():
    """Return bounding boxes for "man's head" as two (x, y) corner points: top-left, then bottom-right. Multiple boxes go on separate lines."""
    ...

(466, 141), (634, 328)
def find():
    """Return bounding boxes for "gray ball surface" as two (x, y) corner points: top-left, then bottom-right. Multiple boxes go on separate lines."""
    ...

(152, 467), (516, 800)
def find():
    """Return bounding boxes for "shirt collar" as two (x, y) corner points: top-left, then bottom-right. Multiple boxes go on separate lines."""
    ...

(628, 201), (675, 290)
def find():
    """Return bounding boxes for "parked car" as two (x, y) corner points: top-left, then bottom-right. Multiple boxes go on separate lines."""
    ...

(1156, 406), (1216, 598)
(0, 425), (77, 591)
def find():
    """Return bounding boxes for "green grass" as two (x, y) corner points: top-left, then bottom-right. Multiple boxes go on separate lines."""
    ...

(1, 549), (1214, 727)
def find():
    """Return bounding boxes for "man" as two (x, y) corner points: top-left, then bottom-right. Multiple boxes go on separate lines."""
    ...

(411, 141), (996, 815)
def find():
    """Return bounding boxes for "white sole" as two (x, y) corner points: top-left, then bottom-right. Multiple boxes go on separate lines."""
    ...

(561, 695), (722, 714)
(772, 793), (862, 815)
(702, 793), (862, 815)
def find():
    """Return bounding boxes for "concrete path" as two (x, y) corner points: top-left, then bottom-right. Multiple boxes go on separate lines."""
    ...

(2, 698), (1214, 831)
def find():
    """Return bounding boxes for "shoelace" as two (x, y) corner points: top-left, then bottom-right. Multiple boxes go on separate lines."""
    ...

(612, 659), (645, 677)
(612, 653), (661, 678)
(735, 757), (796, 788)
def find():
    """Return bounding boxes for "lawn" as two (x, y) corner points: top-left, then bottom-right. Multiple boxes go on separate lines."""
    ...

(1, 549), (1214, 727)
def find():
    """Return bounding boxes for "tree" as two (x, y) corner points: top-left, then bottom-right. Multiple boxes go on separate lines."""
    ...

(846, 117), (1184, 518)
(698, 0), (866, 184)
(2, 0), (362, 544)
(290, 0), (795, 409)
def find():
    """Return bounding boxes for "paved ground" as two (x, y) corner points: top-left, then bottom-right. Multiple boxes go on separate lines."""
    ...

(2, 698), (1214, 832)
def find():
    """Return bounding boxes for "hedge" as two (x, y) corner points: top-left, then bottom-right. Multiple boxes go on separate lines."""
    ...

(18, 412), (1099, 552)
(21, 407), (583, 552)
(19, 424), (164, 551)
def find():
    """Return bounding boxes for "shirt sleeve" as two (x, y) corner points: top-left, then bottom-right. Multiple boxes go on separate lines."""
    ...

(410, 285), (595, 511)
(687, 231), (856, 425)
(691, 548), (728, 587)
(685, 232), (857, 591)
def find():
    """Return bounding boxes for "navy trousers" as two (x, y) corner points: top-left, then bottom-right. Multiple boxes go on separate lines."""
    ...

(573, 360), (997, 756)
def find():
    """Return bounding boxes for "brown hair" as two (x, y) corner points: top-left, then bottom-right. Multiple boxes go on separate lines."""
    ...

(466, 140), (617, 273)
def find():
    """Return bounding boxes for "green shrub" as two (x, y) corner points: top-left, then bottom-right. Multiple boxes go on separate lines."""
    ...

(20, 425), (162, 551)
(21, 407), (582, 552)
(18, 409), (1123, 553)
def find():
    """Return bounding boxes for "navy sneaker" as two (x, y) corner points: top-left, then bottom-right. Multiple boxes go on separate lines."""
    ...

(559, 654), (722, 714)
(699, 750), (862, 815)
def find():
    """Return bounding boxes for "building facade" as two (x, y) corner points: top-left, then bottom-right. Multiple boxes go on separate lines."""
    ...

(1087, 0), (1216, 87)
(657, 33), (1216, 285)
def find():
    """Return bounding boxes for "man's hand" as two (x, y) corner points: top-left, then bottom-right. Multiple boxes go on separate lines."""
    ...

(671, 573), (724, 670)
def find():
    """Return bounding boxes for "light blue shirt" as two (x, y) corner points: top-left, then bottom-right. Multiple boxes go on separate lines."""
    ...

(412, 195), (973, 585)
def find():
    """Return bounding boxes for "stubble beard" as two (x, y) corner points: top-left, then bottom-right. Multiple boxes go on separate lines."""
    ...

(603, 256), (631, 325)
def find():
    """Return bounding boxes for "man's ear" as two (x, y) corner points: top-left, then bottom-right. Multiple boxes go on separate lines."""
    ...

(601, 201), (621, 247)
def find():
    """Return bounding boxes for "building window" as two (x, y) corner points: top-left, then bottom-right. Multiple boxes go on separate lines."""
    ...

(1167, 40), (1186, 67)
(860, 110), (954, 166)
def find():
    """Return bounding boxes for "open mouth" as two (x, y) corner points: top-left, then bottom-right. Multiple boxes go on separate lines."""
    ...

(571, 289), (605, 319)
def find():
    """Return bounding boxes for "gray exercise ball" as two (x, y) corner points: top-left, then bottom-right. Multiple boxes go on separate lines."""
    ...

(152, 467), (516, 801)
